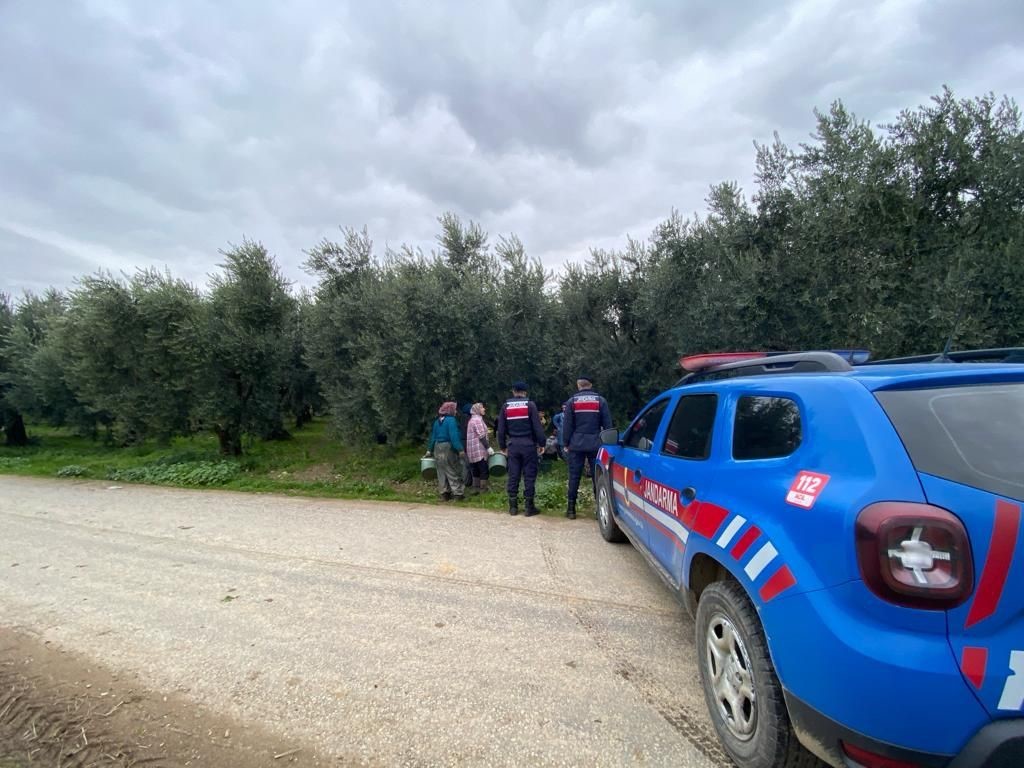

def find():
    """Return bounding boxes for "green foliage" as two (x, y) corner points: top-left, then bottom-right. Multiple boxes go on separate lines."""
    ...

(282, 291), (323, 429)
(201, 240), (294, 454)
(2, 291), (97, 435)
(0, 419), (592, 514)
(60, 271), (203, 443)
(2, 88), (1022, 461)
(105, 460), (240, 486)
(56, 464), (89, 478)
(304, 216), (560, 443)
(0, 293), (29, 446)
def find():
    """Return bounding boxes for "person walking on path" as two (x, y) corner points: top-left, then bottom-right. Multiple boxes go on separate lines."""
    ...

(497, 381), (546, 517)
(427, 401), (466, 502)
(562, 375), (612, 519)
(466, 402), (493, 493)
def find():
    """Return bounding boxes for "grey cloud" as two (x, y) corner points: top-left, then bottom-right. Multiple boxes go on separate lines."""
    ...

(1, 0), (1023, 296)
(0, 226), (99, 296)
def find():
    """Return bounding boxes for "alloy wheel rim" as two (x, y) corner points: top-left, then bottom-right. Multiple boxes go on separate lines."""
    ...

(706, 612), (757, 741)
(598, 484), (611, 527)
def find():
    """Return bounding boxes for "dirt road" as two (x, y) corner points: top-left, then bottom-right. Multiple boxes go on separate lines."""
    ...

(0, 476), (729, 767)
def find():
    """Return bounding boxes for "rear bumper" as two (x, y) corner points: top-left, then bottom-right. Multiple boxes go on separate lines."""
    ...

(787, 691), (1024, 768)
(786, 691), (948, 767)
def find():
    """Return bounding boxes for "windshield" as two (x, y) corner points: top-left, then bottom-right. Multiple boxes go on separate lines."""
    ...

(876, 383), (1024, 501)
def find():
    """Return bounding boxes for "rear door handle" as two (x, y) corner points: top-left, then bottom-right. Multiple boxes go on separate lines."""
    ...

(632, 468), (643, 483)
(681, 486), (697, 503)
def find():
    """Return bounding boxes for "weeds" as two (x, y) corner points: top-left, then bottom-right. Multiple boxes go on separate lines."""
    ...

(56, 464), (89, 478)
(0, 420), (594, 516)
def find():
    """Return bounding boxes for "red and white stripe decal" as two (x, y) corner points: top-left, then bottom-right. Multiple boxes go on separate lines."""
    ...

(605, 464), (797, 602)
(711, 509), (796, 603)
(759, 566), (797, 602)
(609, 469), (687, 550)
(961, 646), (988, 689)
(691, 502), (730, 539)
(731, 526), (761, 559)
(965, 500), (1021, 629)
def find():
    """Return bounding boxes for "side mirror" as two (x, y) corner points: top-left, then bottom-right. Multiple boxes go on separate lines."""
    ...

(600, 428), (620, 446)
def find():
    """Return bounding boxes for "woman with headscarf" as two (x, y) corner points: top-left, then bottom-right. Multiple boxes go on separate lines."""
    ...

(426, 401), (466, 501)
(465, 402), (493, 493)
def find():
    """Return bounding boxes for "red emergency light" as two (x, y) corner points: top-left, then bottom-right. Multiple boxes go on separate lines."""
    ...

(679, 352), (767, 372)
(680, 349), (872, 372)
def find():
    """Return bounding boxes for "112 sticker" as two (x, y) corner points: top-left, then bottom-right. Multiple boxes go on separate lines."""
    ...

(786, 471), (831, 509)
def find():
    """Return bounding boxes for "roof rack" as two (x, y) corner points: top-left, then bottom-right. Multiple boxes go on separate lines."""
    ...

(864, 347), (1024, 365)
(677, 351), (853, 385)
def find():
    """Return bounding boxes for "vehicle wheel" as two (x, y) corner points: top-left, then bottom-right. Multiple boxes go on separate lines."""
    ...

(696, 580), (821, 768)
(595, 470), (626, 543)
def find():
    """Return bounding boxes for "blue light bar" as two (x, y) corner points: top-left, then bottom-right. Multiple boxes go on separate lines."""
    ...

(829, 349), (872, 365)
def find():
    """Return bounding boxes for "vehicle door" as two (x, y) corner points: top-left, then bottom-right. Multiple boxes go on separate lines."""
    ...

(641, 393), (720, 582)
(611, 397), (672, 554)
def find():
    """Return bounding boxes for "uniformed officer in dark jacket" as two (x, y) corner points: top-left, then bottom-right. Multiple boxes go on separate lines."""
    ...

(562, 375), (612, 519)
(497, 381), (546, 517)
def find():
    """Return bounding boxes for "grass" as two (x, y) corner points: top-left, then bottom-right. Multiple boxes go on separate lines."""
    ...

(0, 420), (594, 516)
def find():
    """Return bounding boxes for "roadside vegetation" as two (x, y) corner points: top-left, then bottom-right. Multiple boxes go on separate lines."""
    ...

(0, 420), (591, 515)
(1, 89), (1022, 511)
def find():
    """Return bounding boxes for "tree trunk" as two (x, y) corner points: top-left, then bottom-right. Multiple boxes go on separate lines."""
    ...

(215, 425), (242, 456)
(261, 415), (291, 441)
(294, 406), (312, 430)
(4, 412), (29, 447)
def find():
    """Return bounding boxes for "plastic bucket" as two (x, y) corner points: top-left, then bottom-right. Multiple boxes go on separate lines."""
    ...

(420, 456), (437, 481)
(487, 452), (508, 477)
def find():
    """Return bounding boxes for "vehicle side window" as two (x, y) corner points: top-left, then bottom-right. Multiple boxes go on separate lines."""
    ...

(624, 400), (670, 452)
(733, 396), (801, 460)
(662, 394), (717, 460)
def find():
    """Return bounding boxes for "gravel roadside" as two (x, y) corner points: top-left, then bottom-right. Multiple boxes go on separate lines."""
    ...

(0, 476), (728, 767)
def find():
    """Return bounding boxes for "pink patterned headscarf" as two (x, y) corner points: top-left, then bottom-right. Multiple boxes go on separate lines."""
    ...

(471, 402), (485, 416)
(438, 401), (457, 416)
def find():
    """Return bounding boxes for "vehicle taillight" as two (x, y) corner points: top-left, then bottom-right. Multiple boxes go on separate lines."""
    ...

(855, 502), (973, 609)
(842, 741), (922, 768)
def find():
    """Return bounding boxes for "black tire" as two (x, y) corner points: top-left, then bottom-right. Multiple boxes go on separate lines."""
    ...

(595, 469), (627, 543)
(696, 580), (823, 768)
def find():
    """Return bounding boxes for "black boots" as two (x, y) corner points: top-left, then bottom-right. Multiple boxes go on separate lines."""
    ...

(566, 500), (576, 519)
(510, 496), (539, 516)
(524, 497), (539, 517)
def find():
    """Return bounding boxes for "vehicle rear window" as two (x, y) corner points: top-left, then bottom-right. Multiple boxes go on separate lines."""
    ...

(733, 396), (802, 460)
(876, 384), (1024, 501)
(662, 394), (717, 460)
(733, 399), (802, 460)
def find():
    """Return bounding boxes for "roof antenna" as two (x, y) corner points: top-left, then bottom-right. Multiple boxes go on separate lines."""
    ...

(936, 295), (966, 363)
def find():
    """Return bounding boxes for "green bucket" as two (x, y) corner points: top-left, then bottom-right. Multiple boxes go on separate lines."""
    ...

(420, 456), (437, 481)
(487, 452), (508, 477)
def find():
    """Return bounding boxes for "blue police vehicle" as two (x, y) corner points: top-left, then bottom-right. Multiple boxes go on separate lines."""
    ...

(592, 349), (1024, 768)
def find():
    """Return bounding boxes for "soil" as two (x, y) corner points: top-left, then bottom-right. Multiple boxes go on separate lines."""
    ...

(0, 628), (332, 767)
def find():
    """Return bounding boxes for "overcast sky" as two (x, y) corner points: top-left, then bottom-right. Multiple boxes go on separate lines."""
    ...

(1, 0), (1022, 296)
